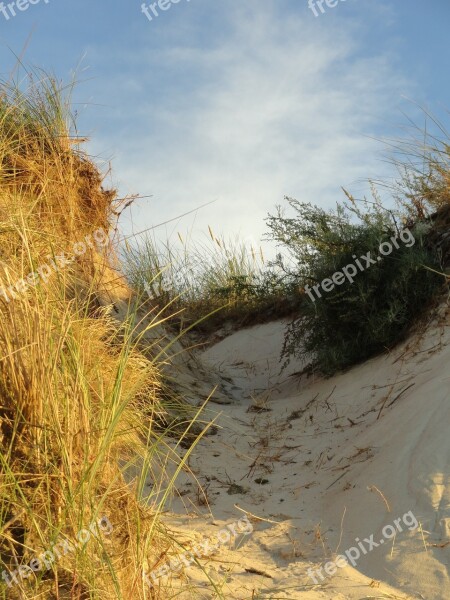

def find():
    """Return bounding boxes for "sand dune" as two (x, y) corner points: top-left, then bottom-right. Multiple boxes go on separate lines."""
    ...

(157, 307), (450, 599)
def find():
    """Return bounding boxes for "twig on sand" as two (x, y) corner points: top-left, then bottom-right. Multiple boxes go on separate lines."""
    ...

(377, 383), (415, 420)
(326, 471), (347, 490)
(287, 392), (319, 422)
(361, 377), (413, 390)
(429, 540), (450, 548)
(244, 567), (273, 578)
(335, 505), (347, 554)
(368, 485), (391, 513)
(418, 521), (429, 553)
(233, 505), (281, 524)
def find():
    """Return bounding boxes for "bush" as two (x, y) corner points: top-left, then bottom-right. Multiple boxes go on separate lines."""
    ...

(266, 195), (444, 375)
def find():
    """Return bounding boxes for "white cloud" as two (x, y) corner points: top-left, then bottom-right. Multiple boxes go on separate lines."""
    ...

(88, 1), (412, 247)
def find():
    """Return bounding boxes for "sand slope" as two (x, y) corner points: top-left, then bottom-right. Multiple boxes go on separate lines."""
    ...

(157, 309), (450, 599)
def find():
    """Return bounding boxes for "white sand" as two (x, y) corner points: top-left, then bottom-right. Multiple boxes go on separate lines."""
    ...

(154, 311), (450, 599)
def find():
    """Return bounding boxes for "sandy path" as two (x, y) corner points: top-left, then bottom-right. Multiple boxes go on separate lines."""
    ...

(152, 313), (450, 599)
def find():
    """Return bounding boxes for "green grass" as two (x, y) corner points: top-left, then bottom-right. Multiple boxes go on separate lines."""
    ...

(122, 228), (298, 336)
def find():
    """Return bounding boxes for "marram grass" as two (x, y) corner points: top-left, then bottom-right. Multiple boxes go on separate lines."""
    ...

(0, 72), (209, 599)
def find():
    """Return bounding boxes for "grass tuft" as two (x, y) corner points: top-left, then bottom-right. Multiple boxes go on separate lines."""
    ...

(0, 71), (207, 599)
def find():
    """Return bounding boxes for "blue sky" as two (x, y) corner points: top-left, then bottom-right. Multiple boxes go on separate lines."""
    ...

(0, 0), (449, 247)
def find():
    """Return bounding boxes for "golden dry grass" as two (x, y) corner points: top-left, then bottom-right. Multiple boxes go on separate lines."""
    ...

(0, 73), (189, 600)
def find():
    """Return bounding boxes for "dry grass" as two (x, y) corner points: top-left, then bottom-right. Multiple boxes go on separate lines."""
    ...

(0, 71), (204, 599)
(122, 228), (296, 337)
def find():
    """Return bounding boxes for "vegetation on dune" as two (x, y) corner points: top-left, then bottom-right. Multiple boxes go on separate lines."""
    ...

(263, 122), (450, 375)
(124, 117), (450, 376)
(123, 230), (297, 335)
(2, 66), (448, 600)
(0, 73), (208, 599)
(266, 193), (444, 375)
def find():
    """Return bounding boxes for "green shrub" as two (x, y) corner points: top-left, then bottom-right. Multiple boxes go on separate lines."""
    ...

(266, 195), (444, 375)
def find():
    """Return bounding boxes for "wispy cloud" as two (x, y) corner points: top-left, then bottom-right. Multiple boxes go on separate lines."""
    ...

(88, 1), (412, 244)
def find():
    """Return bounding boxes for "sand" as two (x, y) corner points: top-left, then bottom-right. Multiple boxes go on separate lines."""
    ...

(149, 308), (450, 599)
